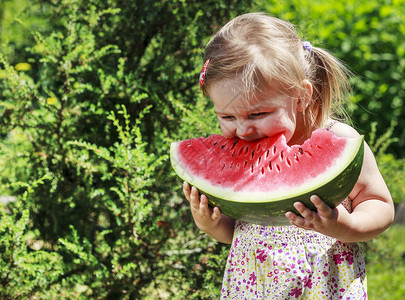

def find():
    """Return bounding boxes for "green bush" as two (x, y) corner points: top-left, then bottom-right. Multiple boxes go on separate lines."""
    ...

(368, 121), (405, 204)
(0, 199), (65, 298)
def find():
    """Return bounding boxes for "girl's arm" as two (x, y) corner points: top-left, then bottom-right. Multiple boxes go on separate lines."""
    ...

(286, 122), (395, 242)
(183, 182), (235, 244)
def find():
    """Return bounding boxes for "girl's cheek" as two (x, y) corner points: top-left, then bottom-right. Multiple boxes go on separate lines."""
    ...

(219, 123), (235, 138)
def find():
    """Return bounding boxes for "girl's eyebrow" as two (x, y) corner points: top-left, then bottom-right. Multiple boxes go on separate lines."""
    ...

(214, 108), (244, 115)
(214, 110), (228, 115)
(214, 103), (271, 115)
(246, 100), (274, 111)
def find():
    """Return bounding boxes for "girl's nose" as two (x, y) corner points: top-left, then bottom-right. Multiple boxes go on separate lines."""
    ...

(236, 121), (255, 138)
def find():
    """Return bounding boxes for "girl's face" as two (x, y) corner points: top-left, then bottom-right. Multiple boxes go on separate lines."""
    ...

(209, 79), (310, 145)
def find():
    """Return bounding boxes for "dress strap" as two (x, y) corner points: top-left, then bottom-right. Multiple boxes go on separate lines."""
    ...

(325, 120), (338, 131)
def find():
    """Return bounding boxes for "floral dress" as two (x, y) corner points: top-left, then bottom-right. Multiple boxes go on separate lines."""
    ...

(221, 199), (367, 299)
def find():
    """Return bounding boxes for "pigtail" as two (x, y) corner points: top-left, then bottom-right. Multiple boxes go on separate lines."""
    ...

(306, 46), (352, 128)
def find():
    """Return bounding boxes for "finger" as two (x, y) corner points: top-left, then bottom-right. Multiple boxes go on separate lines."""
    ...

(199, 194), (212, 211)
(200, 194), (221, 220)
(285, 211), (298, 222)
(183, 181), (191, 202)
(199, 194), (212, 213)
(310, 195), (333, 217)
(189, 186), (201, 209)
(285, 211), (306, 227)
(212, 206), (222, 220)
(293, 202), (317, 222)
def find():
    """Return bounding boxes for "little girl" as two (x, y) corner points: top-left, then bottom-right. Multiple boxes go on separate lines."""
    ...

(183, 13), (394, 299)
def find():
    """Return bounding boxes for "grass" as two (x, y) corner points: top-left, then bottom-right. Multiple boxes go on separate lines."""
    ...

(364, 224), (405, 300)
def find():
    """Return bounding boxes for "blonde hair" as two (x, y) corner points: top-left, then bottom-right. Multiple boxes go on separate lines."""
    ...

(201, 13), (351, 133)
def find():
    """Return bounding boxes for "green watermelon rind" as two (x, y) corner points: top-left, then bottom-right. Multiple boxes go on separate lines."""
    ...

(204, 140), (363, 225)
(171, 135), (364, 226)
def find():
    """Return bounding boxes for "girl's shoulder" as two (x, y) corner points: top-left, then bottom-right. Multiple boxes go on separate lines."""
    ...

(325, 120), (360, 139)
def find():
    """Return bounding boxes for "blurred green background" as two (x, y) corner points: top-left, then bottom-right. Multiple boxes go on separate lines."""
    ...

(0, 0), (404, 298)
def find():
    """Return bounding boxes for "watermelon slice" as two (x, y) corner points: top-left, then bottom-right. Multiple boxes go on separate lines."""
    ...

(170, 129), (364, 225)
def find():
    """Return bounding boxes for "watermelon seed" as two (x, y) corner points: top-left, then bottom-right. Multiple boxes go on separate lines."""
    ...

(239, 147), (244, 155)
(258, 155), (262, 164)
(221, 145), (225, 149)
(251, 150), (255, 158)
(265, 149), (270, 158)
(276, 164), (281, 172)
(244, 160), (248, 168)
(294, 153), (299, 161)
(232, 140), (239, 149)
(268, 160), (272, 170)
(306, 151), (313, 157)
(222, 164), (226, 170)
(261, 166), (265, 174)
(316, 145), (322, 149)
(213, 141), (218, 146)
(245, 145), (250, 154)
(298, 147), (303, 154)
(272, 145), (277, 155)
(280, 151), (284, 160)
(286, 157), (292, 166)
(251, 164), (254, 173)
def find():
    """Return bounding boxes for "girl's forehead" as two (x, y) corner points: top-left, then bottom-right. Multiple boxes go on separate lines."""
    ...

(209, 78), (293, 110)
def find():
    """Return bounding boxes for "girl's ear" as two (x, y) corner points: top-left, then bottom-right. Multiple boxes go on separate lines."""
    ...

(297, 79), (313, 112)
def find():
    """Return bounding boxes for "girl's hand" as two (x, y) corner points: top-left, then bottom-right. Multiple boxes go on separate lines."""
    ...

(285, 195), (352, 241)
(291, 122), (394, 243)
(183, 181), (222, 231)
(183, 181), (235, 244)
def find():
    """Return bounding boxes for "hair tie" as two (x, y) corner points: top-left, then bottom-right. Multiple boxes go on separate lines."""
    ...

(303, 41), (313, 52)
(199, 59), (210, 87)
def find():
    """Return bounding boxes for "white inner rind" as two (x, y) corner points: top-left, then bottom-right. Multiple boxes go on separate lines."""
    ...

(170, 136), (363, 203)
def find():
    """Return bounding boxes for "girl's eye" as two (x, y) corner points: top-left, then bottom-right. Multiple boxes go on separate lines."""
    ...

(249, 112), (268, 119)
(221, 116), (235, 121)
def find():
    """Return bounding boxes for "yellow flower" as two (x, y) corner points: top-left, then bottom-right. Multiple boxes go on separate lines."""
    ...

(0, 69), (7, 79)
(46, 97), (58, 105)
(15, 63), (32, 71)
